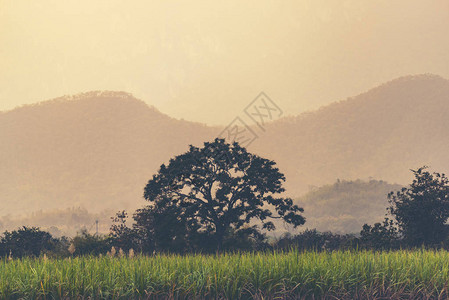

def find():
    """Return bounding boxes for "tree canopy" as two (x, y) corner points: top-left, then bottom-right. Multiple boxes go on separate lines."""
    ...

(387, 166), (449, 246)
(143, 138), (305, 249)
(0, 226), (58, 258)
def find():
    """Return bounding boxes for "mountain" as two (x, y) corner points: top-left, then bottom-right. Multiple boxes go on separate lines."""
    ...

(0, 91), (216, 218)
(251, 74), (449, 195)
(296, 179), (402, 233)
(1, 74), (449, 233)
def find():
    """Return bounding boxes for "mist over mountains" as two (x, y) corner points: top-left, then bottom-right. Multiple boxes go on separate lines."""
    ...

(297, 179), (402, 234)
(253, 74), (449, 194)
(0, 91), (216, 217)
(1, 74), (449, 234)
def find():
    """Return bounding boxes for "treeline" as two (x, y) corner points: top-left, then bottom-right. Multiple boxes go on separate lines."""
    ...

(0, 179), (400, 238)
(0, 224), (447, 260)
(0, 226), (388, 259)
(3, 165), (449, 257)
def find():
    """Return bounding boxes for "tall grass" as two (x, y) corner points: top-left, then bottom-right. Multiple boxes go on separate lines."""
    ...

(1, 249), (449, 299)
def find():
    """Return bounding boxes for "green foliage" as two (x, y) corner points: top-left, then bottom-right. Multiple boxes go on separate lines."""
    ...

(143, 138), (305, 249)
(2, 250), (449, 299)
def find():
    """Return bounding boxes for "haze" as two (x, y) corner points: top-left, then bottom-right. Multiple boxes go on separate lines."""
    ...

(1, 0), (449, 125)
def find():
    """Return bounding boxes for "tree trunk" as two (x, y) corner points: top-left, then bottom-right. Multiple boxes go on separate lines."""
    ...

(215, 224), (225, 253)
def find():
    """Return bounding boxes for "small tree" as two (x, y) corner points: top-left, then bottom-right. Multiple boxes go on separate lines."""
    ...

(0, 227), (57, 258)
(133, 203), (192, 253)
(360, 218), (399, 249)
(275, 229), (357, 251)
(71, 229), (110, 256)
(143, 138), (305, 250)
(387, 166), (449, 246)
(110, 211), (139, 252)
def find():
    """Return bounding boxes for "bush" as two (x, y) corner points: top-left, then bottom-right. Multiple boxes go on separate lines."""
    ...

(71, 229), (111, 256)
(360, 218), (399, 250)
(0, 226), (59, 258)
(274, 229), (358, 251)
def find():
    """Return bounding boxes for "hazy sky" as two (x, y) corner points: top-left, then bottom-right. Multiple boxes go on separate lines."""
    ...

(1, 0), (449, 125)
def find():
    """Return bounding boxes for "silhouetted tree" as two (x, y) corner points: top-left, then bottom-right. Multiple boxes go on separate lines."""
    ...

(143, 138), (305, 250)
(71, 229), (110, 256)
(133, 203), (193, 253)
(0, 226), (57, 258)
(275, 229), (357, 251)
(360, 218), (399, 249)
(110, 211), (139, 252)
(387, 166), (449, 246)
(110, 203), (204, 254)
(221, 226), (268, 251)
(113, 204), (268, 253)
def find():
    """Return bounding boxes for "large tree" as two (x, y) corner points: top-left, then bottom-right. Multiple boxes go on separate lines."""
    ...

(387, 166), (449, 246)
(143, 138), (305, 249)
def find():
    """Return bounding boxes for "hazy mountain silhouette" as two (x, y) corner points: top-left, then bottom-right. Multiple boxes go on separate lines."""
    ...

(251, 74), (449, 195)
(1, 75), (449, 233)
(296, 179), (402, 234)
(0, 91), (216, 217)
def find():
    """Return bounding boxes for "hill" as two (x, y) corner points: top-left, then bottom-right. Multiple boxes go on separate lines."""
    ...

(0, 91), (216, 217)
(296, 179), (402, 233)
(251, 74), (449, 194)
(1, 75), (449, 233)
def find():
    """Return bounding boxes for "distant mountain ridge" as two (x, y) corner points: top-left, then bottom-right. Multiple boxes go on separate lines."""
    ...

(0, 91), (216, 216)
(1, 74), (449, 234)
(251, 74), (449, 194)
(296, 179), (402, 233)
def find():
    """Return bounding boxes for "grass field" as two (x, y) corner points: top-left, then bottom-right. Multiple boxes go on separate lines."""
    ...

(1, 250), (449, 299)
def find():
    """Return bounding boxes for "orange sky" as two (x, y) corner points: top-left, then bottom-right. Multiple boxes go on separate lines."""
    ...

(1, 0), (449, 125)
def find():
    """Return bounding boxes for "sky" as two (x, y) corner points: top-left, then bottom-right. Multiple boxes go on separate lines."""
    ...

(1, 0), (449, 125)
